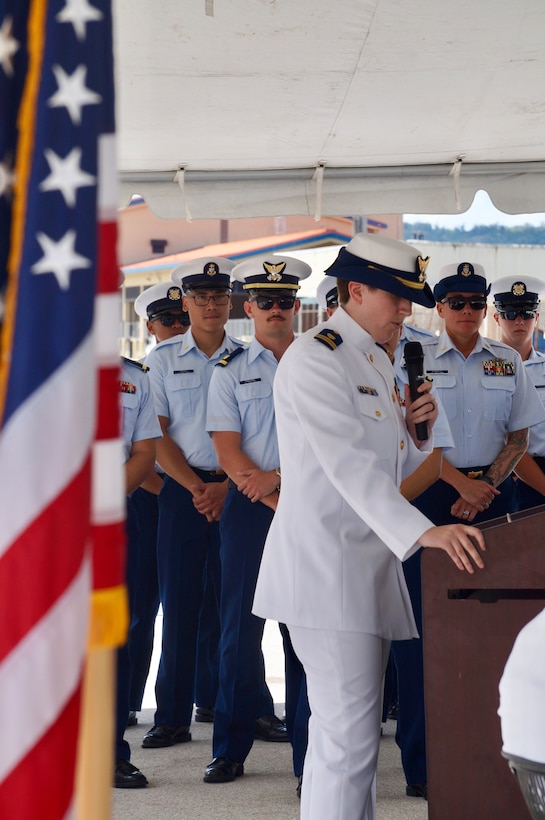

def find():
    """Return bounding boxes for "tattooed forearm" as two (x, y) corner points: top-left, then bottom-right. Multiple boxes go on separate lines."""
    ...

(486, 428), (528, 487)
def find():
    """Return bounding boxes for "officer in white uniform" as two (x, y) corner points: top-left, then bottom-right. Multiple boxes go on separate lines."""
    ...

(491, 275), (545, 509)
(498, 606), (545, 765)
(204, 255), (311, 787)
(253, 233), (486, 820)
(142, 257), (244, 748)
(418, 262), (545, 525)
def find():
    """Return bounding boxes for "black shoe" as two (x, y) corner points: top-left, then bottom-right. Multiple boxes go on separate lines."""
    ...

(195, 706), (215, 723)
(114, 760), (148, 789)
(388, 698), (399, 720)
(296, 775), (303, 799)
(255, 714), (289, 742)
(127, 710), (138, 727)
(203, 757), (244, 783)
(142, 724), (192, 748)
(406, 783), (427, 800)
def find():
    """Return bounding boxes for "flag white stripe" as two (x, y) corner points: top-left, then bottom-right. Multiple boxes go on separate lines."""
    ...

(0, 555), (91, 780)
(94, 291), (121, 366)
(98, 133), (117, 220)
(0, 337), (96, 558)
(92, 438), (125, 524)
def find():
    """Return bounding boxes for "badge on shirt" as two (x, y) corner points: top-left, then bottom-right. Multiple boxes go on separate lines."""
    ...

(120, 380), (136, 394)
(357, 385), (378, 396)
(483, 359), (514, 376)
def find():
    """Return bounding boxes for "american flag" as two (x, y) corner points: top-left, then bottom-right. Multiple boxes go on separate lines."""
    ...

(0, 1), (125, 817)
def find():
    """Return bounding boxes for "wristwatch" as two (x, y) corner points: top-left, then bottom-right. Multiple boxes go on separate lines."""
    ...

(275, 467), (281, 493)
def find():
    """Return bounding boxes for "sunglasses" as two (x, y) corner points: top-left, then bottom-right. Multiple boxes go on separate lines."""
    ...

(250, 295), (296, 311)
(152, 312), (190, 326)
(440, 296), (487, 311)
(497, 309), (538, 321)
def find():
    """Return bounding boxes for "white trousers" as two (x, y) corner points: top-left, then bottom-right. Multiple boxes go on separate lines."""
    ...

(288, 626), (390, 820)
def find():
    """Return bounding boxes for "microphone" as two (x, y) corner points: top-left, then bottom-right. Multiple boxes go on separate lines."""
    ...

(403, 341), (428, 441)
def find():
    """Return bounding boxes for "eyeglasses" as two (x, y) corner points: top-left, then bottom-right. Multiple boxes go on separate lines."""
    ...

(152, 312), (190, 327)
(250, 295), (297, 311)
(497, 309), (538, 321)
(184, 292), (230, 306)
(440, 296), (487, 311)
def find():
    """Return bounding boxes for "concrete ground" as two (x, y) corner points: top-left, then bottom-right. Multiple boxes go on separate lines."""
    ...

(113, 619), (428, 820)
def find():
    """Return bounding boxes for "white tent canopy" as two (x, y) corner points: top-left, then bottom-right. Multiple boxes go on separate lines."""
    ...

(114, 0), (545, 220)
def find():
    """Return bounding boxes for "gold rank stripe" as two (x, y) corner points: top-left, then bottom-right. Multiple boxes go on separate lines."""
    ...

(314, 331), (339, 349)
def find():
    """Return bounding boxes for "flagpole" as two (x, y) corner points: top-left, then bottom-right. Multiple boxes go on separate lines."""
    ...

(76, 648), (115, 820)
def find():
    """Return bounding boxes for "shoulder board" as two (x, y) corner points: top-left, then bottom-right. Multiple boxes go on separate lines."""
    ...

(314, 329), (343, 350)
(122, 356), (149, 372)
(216, 346), (245, 367)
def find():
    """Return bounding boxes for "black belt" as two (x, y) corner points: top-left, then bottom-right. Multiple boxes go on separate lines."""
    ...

(192, 467), (227, 483)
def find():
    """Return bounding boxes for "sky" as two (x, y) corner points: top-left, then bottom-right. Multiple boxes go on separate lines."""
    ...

(405, 190), (545, 230)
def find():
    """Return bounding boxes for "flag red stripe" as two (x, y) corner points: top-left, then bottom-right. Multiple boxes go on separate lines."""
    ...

(92, 520), (126, 591)
(97, 221), (119, 293)
(0, 462), (90, 662)
(0, 687), (82, 820)
(96, 366), (122, 440)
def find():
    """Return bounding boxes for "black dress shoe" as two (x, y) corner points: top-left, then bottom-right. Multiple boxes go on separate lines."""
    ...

(203, 757), (244, 783)
(195, 706), (214, 723)
(142, 724), (191, 748)
(114, 760), (148, 789)
(255, 714), (289, 742)
(406, 783), (427, 799)
(126, 710), (138, 727)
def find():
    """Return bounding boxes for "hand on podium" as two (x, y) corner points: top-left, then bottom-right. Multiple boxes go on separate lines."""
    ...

(419, 525), (486, 573)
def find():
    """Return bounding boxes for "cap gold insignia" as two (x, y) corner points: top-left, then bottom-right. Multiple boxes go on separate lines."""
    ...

(167, 286), (182, 301)
(205, 262), (218, 277)
(417, 256), (430, 283)
(263, 260), (286, 282)
(459, 263), (473, 277)
(512, 282), (526, 296)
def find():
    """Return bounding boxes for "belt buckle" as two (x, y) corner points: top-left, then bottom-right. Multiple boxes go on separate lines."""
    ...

(468, 470), (483, 480)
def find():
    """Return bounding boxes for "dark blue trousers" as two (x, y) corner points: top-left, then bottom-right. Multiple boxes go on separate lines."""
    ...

(194, 561), (220, 709)
(516, 458), (545, 511)
(280, 623), (310, 777)
(116, 497), (139, 761)
(154, 475), (221, 727)
(213, 488), (309, 772)
(127, 486), (160, 712)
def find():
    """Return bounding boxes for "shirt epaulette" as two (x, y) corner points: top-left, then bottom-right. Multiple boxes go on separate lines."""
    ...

(216, 346), (245, 367)
(122, 356), (149, 372)
(314, 329), (343, 350)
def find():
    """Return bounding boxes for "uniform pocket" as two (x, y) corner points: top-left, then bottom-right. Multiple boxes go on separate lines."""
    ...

(480, 376), (515, 420)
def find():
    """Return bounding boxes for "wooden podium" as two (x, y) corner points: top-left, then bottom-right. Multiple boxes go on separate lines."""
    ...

(422, 505), (545, 820)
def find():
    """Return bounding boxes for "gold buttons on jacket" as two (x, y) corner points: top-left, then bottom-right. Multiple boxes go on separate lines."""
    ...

(375, 410), (381, 417)
(400, 440), (405, 450)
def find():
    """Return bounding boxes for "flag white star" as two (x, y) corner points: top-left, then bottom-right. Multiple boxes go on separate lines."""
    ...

(0, 156), (14, 198)
(0, 15), (19, 76)
(56, 0), (103, 41)
(48, 64), (101, 125)
(39, 147), (95, 207)
(31, 230), (91, 290)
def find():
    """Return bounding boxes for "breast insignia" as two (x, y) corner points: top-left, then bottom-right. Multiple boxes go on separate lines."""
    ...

(216, 346), (245, 367)
(314, 329), (343, 350)
(122, 356), (149, 372)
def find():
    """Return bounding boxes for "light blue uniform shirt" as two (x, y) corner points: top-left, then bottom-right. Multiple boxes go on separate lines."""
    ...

(523, 348), (545, 457)
(120, 359), (162, 464)
(421, 331), (545, 468)
(146, 329), (243, 471)
(206, 338), (280, 471)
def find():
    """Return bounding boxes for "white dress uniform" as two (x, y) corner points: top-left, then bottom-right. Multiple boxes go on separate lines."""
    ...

(253, 305), (436, 820)
(498, 606), (545, 764)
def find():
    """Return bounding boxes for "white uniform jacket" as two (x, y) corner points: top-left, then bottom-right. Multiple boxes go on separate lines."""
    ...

(253, 307), (435, 640)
